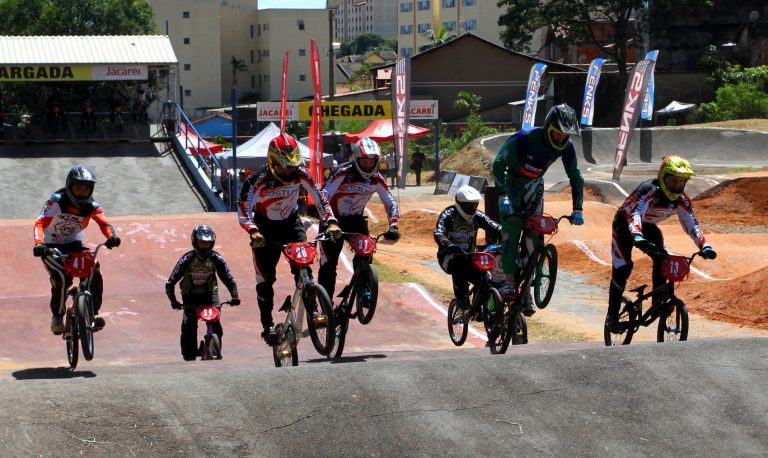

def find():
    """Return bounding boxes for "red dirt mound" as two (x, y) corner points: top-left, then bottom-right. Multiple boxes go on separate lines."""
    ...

(684, 266), (768, 330)
(372, 209), (438, 239)
(694, 177), (768, 227)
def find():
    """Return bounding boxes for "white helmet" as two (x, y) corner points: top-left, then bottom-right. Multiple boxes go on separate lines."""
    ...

(353, 137), (381, 179)
(455, 185), (482, 221)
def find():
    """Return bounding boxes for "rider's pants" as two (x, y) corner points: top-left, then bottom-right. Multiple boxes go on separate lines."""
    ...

(180, 292), (222, 360)
(318, 215), (369, 299)
(500, 179), (544, 276)
(41, 241), (103, 317)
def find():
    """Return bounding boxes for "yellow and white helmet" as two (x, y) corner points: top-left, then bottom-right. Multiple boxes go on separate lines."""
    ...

(658, 155), (694, 200)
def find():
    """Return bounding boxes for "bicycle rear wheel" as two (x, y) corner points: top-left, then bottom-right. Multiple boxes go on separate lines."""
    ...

(604, 296), (635, 346)
(533, 244), (558, 309)
(65, 311), (79, 369)
(77, 294), (94, 361)
(207, 334), (222, 360)
(304, 284), (335, 356)
(447, 299), (469, 346)
(273, 324), (298, 367)
(657, 298), (689, 342)
(355, 263), (379, 325)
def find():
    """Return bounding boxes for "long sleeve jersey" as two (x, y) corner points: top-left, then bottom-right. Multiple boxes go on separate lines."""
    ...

(321, 162), (399, 226)
(33, 189), (116, 245)
(237, 166), (336, 233)
(493, 127), (584, 211)
(434, 206), (503, 253)
(165, 251), (238, 300)
(617, 178), (708, 248)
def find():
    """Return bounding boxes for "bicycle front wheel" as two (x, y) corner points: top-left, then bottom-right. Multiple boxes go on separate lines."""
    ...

(533, 244), (558, 309)
(657, 298), (689, 342)
(208, 334), (222, 360)
(447, 299), (469, 346)
(355, 263), (379, 325)
(329, 306), (349, 359)
(273, 324), (299, 367)
(304, 284), (335, 356)
(77, 294), (95, 361)
(66, 311), (79, 369)
(510, 311), (528, 345)
(604, 296), (635, 346)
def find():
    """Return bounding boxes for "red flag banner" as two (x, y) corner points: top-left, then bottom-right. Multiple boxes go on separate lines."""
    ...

(280, 51), (289, 133)
(308, 39), (324, 186)
(391, 58), (411, 189)
(612, 58), (656, 182)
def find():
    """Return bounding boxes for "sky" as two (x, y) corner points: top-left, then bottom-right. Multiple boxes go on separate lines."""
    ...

(258, 0), (326, 9)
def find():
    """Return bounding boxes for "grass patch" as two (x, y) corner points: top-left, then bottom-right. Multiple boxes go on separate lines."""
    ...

(526, 318), (590, 343)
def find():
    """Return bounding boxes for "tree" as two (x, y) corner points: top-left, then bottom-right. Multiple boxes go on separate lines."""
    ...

(496, 0), (711, 80)
(230, 56), (248, 87)
(338, 33), (397, 57)
(0, 0), (156, 35)
(418, 25), (457, 52)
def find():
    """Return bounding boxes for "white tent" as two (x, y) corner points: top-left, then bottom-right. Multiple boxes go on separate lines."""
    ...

(217, 122), (334, 169)
(655, 101), (696, 116)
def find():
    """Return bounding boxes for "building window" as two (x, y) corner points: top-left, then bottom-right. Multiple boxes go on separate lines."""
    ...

(465, 19), (477, 30)
(250, 25), (254, 39)
(250, 50), (254, 63)
(297, 20), (305, 30)
(401, 48), (413, 57)
(418, 23), (430, 34)
(258, 24), (261, 36)
(184, 89), (192, 97)
(251, 75), (255, 89)
(183, 37), (190, 45)
(183, 64), (191, 71)
(443, 21), (456, 31)
(400, 2), (412, 13)
(462, 0), (476, 5)
(299, 49), (306, 56)
(400, 24), (413, 35)
(182, 11), (190, 18)
(299, 74), (306, 82)
(417, 0), (430, 10)
(442, 0), (455, 7)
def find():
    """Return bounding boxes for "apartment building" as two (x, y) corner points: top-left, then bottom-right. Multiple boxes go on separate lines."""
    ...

(334, 0), (397, 43)
(149, 1), (330, 112)
(396, 0), (504, 57)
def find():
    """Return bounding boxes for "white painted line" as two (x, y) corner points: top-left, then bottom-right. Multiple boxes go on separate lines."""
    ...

(568, 240), (611, 266)
(415, 208), (440, 214)
(406, 282), (488, 341)
(591, 179), (629, 197)
(364, 207), (379, 224)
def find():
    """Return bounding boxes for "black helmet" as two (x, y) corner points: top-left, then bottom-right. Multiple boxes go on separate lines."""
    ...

(191, 225), (216, 258)
(65, 165), (97, 205)
(544, 104), (580, 151)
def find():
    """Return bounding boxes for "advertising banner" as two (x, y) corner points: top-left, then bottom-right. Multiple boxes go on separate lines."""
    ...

(580, 58), (605, 126)
(308, 39), (324, 186)
(521, 62), (547, 130)
(613, 58), (656, 181)
(0, 64), (147, 82)
(255, 100), (437, 121)
(391, 58), (411, 189)
(280, 51), (289, 133)
(641, 50), (659, 120)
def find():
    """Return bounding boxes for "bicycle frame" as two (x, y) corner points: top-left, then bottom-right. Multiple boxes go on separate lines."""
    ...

(335, 232), (383, 317)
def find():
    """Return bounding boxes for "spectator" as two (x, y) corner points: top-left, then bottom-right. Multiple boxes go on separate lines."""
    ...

(411, 146), (426, 186)
(386, 149), (397, 187)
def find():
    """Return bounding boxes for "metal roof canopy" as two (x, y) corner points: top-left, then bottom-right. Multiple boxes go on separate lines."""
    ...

(0, 35), (177, 65)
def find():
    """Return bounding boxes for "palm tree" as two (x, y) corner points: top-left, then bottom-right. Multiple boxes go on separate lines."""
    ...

(419, 25), (458, 52)
(230, 56), (248, 87)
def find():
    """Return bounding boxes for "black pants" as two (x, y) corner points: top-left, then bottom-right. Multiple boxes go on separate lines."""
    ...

(251, 213), (306, 330)
(608, 218), (665, 318)
(438, 249), (483, 300)
(413, 167), (422, 186)
(41, 242), (103, 317)
(318, 215), (369, 299)
(180, 292), (222, 361)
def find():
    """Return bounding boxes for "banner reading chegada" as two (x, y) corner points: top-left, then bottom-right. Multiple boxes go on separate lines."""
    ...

(580, 58), (605, 126)
(612, 58), (656, 182)
(521, 62), (547, 130)
(641, 50), (659, 120)
(391, 57), (411, 189)
(308, 39), (324, 186)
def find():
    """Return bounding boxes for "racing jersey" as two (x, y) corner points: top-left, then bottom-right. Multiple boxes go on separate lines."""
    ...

(617, 179), (707, 248)
(165, 251), (238, 299)
(237, 166), (336, 233)
(322, 162), (399, 226)
(493, 127), (584, 211)
(33, 189), (116, 245)
(434, 206), (502, 253)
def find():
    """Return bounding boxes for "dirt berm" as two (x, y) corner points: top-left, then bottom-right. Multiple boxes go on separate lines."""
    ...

(1, 338), (765, 456)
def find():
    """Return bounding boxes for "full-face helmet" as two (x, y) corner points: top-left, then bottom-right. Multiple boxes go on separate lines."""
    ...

(191, 225), (216, 258)
(267, 133), (303, 181)
(455, 185), (482, 222)
(543, 104), (581, 151)
(65, 165), (97, 206)
(658, 155), (694, 201)
(353, 137), (382, 179)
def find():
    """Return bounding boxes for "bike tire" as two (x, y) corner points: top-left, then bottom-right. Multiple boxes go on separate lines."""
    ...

(484, 288), (509, 354)
(77, 294), (95, 361)
(511, 311), (528, 345)
(273, 324), (299, 367)
(355, 263), (379, 325)
(657, 298), (689, 342)
(209, 334), (222, 360)
(604, 296), (635, 346)
(447, 299), (469, 346)
(329, 307), (349, 359)
(66, 311), (79, 369)
(533, 244), (558, 309)
(305, 284), (335, 356)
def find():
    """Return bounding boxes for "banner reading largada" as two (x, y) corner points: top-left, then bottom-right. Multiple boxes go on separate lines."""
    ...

(0, 64), (148, 82)
(256, 100), (437, 121)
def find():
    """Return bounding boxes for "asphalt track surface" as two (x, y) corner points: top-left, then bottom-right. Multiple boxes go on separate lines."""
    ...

(2, 128), (768, 456)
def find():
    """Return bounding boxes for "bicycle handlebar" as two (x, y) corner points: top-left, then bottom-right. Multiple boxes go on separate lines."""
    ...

(44, 241), (107, 260)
